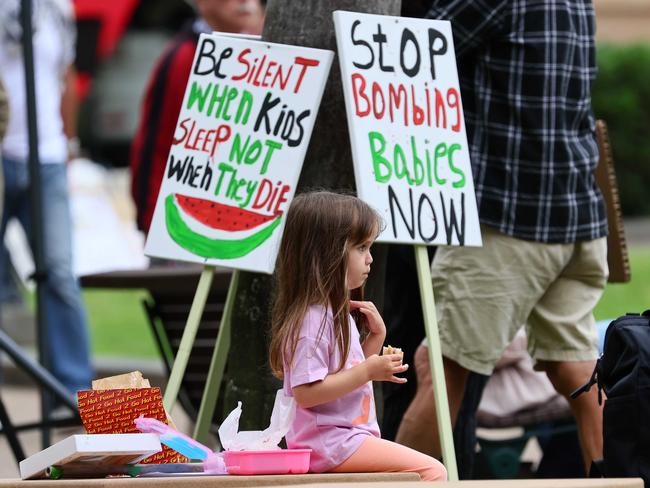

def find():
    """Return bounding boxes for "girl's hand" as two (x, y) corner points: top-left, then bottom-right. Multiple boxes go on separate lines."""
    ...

(350, 300), (386, 337)
(364, 354), (408, 383)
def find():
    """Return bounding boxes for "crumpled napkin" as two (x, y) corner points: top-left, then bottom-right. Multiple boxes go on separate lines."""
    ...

(218, 389), (296, 451)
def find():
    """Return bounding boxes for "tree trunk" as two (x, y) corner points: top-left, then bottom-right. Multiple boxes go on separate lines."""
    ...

(224, 0), (400, 430)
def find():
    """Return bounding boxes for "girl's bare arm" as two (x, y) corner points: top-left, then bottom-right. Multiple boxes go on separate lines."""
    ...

(362, 331), (385, 358)
(292, 354), (407, 408)
(350, 300), (387, 357)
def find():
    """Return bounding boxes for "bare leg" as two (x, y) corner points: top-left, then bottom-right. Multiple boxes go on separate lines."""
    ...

(395, 344), (468, 458)
(541, 360), (603, 473)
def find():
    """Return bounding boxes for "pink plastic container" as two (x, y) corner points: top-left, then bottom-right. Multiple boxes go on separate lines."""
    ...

(223, 449), (311, 475)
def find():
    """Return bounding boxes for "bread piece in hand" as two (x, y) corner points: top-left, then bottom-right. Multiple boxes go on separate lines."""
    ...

(382, 345), (404, 364)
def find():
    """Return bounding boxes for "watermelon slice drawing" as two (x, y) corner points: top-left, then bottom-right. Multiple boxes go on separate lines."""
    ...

(176, 194), (279, 231)
(165, 193), (282, 259)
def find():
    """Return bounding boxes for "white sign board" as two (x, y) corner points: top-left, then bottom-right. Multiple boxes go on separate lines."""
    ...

(145, 33), (333, 273)
(334, 11), (481, 246)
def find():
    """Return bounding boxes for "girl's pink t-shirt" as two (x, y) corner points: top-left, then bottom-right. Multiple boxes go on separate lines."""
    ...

(283, 305), (380, 472)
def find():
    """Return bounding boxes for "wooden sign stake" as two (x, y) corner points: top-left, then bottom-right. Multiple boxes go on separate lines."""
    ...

(193, 270), (240, 443)
(163, 265), (215, 412)
(414, 245), (458, 480)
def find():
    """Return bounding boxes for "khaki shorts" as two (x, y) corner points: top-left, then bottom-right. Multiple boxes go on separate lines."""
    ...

(430, 226), (608, 375)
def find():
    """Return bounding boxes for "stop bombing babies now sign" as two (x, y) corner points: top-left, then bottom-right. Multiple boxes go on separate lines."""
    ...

(145, 33), (333, 273)
(334, 11), (481, 246)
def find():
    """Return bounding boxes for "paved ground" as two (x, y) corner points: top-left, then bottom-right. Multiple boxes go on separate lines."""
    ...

(0, 354), (196, 479)
(595, 0), (650, 44)
(620, 217), (650, 246)
(0, 381), (195, 479)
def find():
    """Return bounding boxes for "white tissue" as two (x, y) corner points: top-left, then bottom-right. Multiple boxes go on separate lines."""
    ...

(218, 389), (296, 451)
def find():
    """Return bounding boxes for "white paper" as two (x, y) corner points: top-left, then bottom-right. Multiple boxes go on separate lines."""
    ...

(218, 390), (296, 451)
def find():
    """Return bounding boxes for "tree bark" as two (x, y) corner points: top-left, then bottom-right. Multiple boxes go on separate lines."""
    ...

(224, 0), (400, 430)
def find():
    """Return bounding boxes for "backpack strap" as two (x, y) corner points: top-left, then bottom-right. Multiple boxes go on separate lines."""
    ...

(571, 358), (603, 404)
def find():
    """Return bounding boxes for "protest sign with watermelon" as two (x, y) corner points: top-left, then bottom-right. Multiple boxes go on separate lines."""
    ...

(144, 33), (333, 273)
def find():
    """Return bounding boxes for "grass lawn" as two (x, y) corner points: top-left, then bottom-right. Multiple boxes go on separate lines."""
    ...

(594, 245), (650, 321)
(84, 246), (649, 359)
(85, 289), (159, 359)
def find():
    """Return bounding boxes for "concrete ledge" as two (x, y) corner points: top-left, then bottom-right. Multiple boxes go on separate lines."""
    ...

(274, 480), (645, 488)
(440, 479), (644, 488)
(0, 475), (644, 487)
(0, 472), (419, 487)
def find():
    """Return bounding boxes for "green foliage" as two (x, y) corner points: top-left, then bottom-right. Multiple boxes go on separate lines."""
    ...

(593, 44), (650, 216)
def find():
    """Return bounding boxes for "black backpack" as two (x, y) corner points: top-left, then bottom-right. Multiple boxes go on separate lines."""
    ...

(573, 310), (650, 484)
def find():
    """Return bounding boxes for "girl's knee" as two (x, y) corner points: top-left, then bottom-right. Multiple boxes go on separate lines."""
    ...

(421, 459), (447, 482)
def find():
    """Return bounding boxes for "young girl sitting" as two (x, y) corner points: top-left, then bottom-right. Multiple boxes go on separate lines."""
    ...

(269, 191), (446, 481)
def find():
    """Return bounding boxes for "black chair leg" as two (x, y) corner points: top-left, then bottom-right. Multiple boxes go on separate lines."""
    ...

(0, 394), (26, 464)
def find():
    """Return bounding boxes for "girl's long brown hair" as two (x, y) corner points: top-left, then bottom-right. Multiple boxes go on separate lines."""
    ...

(269, 191), (383, 379)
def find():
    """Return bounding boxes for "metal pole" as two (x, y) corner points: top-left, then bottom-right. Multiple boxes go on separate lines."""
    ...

(20, 0), (52, 448)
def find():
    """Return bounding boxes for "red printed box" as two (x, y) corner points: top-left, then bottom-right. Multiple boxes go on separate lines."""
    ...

(77, 388), (187, 464)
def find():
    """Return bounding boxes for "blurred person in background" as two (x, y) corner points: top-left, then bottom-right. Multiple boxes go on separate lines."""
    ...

(1, 78), (7, 218)
(130, 0), (264, 236)
(0, 0), (93, 394)
(0, 78), (12, 312)
(1, 74), (19, 306)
